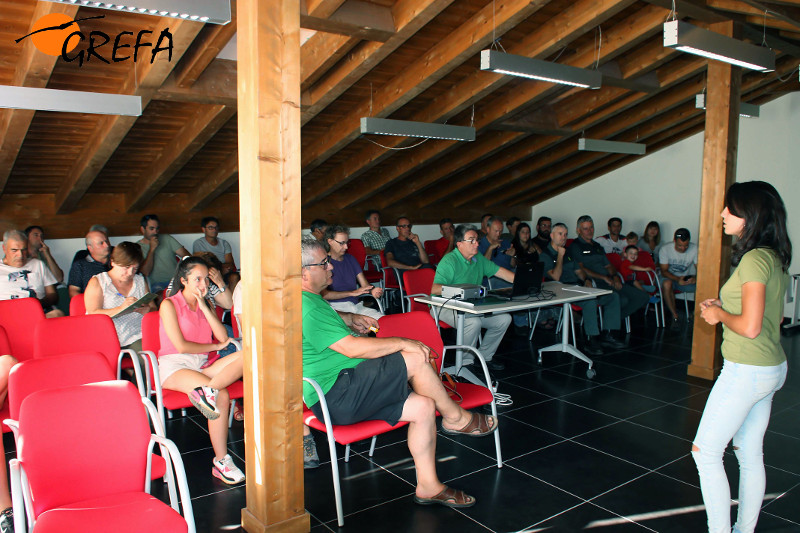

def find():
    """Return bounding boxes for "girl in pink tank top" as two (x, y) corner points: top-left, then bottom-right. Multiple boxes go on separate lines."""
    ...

(158, 256), (244, 485)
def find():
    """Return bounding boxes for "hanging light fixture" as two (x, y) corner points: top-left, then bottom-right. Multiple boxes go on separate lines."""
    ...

(578, 138), (646, 155)
(695, 94), (760, 117)
(0, 85), (142, 116)
(663, 20), (774, 72)
(479, 50), (602, 89)
(41, 0), (231, 24)
(360, 117), (475, 141)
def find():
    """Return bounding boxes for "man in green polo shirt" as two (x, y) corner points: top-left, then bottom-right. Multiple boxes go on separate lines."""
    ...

(301, 238), (497, 509)
(432, 224), (514, 371)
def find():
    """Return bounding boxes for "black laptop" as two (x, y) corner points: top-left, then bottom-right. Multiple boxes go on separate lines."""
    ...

(488, 261), (544, 300)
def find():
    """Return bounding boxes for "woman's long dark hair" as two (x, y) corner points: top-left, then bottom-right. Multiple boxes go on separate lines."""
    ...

(512, 222), (538, 263)
(643, 221), (661, 247)
(167, 256), (209, 297)
(726, 181), (792, 271)
(511, 222), (532, 252)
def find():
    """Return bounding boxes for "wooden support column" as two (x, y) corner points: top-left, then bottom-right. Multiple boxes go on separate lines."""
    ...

(237, 1), (309, 532)
(688, 20), (740, 380)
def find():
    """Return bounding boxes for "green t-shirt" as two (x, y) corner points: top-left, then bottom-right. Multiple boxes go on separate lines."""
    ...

(433, 249), (500, 288)
(720, 248), (788, 366)
(302, 291), (361, 406)
(140, 234), (185, 286)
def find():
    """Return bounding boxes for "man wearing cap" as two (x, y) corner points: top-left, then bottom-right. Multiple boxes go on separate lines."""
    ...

(659, 228), (698, 324)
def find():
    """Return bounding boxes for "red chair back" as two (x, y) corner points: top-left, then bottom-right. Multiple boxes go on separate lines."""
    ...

(18, 381), (151, 517)
(0, 325), (10, 355)
(142, 311), (161, 354)
(0, 298), (46, 361)
(606, 253), (623, 270)
(634, 252), (657, 283)
(423, 240), (439, 266)
(33, 314), (122, 372)
(347, 238), (367, 269)
(69, 293), (86, 316)
(566, 238), (574, 247)
(7, 351), (115, 420)
(379, 251), (402, 289)
(378, 312), (444, 372)
(402, 269), (436, 312)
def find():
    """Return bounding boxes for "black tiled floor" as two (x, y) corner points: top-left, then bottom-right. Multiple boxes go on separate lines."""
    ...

(10, 320), (800, 531)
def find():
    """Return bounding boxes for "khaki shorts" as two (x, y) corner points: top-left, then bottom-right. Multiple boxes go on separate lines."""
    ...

(158, 353), (208, 385)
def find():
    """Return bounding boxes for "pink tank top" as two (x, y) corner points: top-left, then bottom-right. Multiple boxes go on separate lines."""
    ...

(158, 291), (213, 356)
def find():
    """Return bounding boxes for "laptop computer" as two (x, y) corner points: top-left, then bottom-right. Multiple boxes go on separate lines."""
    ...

(488, 261), (544, 300)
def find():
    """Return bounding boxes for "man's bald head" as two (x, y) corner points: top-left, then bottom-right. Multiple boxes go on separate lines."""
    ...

(86, 230), (111, 262)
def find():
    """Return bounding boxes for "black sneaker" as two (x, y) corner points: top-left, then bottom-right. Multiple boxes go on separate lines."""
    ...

(598, 331), (627, 351)
(304, 434), (320, 469)
(486, 359), (505, 371)
(582, 337), (605, 356)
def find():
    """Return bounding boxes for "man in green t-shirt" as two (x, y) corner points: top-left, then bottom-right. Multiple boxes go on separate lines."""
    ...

(301, 238), (497, 509)
(137, 214), (190, 293)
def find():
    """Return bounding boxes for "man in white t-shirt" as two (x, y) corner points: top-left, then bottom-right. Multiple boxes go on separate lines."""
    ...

(0, 230), (64, 317)
(594, 217), (627, 255)
(659, 228), (698, 323)
(192, 216), (239, 293)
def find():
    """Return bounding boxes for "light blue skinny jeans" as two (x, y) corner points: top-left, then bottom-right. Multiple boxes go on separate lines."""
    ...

(692, 359), (787, 533)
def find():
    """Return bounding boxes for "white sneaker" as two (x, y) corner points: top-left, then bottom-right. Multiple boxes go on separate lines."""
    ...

(212, 454), (245, 484)
(189, 386), (220, 420)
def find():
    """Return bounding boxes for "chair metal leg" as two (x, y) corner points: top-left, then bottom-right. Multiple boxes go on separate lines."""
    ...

(228, 399), (235, 427)
(369, 436), (377, 457)
(344, 444), (351, 462)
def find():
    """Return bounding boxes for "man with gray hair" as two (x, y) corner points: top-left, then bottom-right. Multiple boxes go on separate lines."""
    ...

(302, 237), (496, 506)
(68, 230), (112, 297)
(1, 229), (64, 317)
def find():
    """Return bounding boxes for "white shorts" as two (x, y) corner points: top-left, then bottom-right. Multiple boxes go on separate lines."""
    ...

(158, 353), (208, 385)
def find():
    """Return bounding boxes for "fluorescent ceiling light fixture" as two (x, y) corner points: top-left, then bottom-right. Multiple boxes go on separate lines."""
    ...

(695, 94), (760, 117)
(42, 0), (231, 24)
(360, 117), (475, 141)
(663, 20), (775, 72)
(578, 138), (646, 155)
(0, 85), (142, 116)
(480, 49), (601, 89)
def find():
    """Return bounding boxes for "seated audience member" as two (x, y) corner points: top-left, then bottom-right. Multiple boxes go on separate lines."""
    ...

(71, 223), (109, 265)
(159, 256), (245, 484)
(321, 224), (384, 321)
(500, 216), (521, 241)
(138, 214), (190, 293)
(540, 223), (624, 355)
(25, 225), (63, 283)
(659, 228), (698, 324)
(434, 218), (456, 259)
(84, 242), (156, 353)
(626, 232), (639, 247)
(193, 216), (239, 292)
(1, 230), (64, 317)
(511, 222), (540, 265)
(302, 237), (496, 506)
(619, 245), (654, 292)
(433, 224), (513, 371)
(568, 215), (649, 331)
(1, 353), (19, 530)
(68, 230), (111, 297)
(361, 209), (391, 256)
(477, 213), (493, 241)
(384, 217), (430, 272)
(532, 216), (551, 251)
(595, 217), (627, 254)
(168, 252), (233, 311)
(479, 217), (516, 280)
(309, 219), (328, 241)
(639, 220), (662, 262)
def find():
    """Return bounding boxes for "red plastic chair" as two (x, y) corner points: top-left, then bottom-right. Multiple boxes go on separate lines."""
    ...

(632, 252), (665, 327)
(0, 325), (12, 432)
(0, 298), (46, 361)
(347, 239), (382, 285)
(401, 269), (452, 332)
(32, 314), (146, 397)
(140, 312), (243, 428)
(8, 381), (195, 532)
(69, 293), (86, 316)
(423, 240), (439, 266)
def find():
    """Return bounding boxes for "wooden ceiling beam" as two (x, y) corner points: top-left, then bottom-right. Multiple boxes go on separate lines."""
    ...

(156, 58), (237, 105)
(53, 18), (204, 214)
(738, 0), (800, 30)
(640, 0), (728, 22)
(171, 1), (237, 88)
(0, 2), (79, 195)
(707, 0), (767, 16)
(304, 0), (348, 19)
(300, 0), (551, 173)
(188, 150), (239, 211)
(301, 32), (360, 92)
(300, 0), (454, 125)
(300, 0), (395, 42)
(302, 0), (641, 208)
(126, 105), (236, 212)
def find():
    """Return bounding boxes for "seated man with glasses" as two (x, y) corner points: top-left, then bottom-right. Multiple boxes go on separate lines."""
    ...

(321, 224), (384, 321)
(301, 237), (497, 508)
(431, 224), (514, 372)
(384, 217), (432, 272)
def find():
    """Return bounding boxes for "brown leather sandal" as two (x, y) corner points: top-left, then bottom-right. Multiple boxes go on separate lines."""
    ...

(413, 486), (476, 508)
(440, 412), (497, 437)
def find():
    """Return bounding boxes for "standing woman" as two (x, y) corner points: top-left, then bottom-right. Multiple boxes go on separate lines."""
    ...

(695, 181), (792, 533)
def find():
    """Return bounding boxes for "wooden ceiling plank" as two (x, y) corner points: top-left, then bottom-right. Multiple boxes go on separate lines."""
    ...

(305, 0), (348, 18)
(301, 0), (454, 125)
(640, 0), (728, 22)
(172, 1), (237, 88)
(126, 105), (236, 212)
(707, 0), (766, 16)
(0, 2), (80, 194)
(302, 0), (640, 207)
(53, 17), (204, 214)
(744, 14), (799, 29)
(156, 58), (237, 105)
(301, 0), (395, 42)
(738, 0), (800, 29)
(187, 150), (239, 211)
(300, 0), (552, 173)
(301, 32), (360, 92)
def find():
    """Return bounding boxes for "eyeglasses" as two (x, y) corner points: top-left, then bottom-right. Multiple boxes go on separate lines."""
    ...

(397, 224), (412, 229)
(460, 238), (479, 244)
(332, 239), (349, 246)
(205, 225), (219, 230)
(303, 256), (331, 268)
